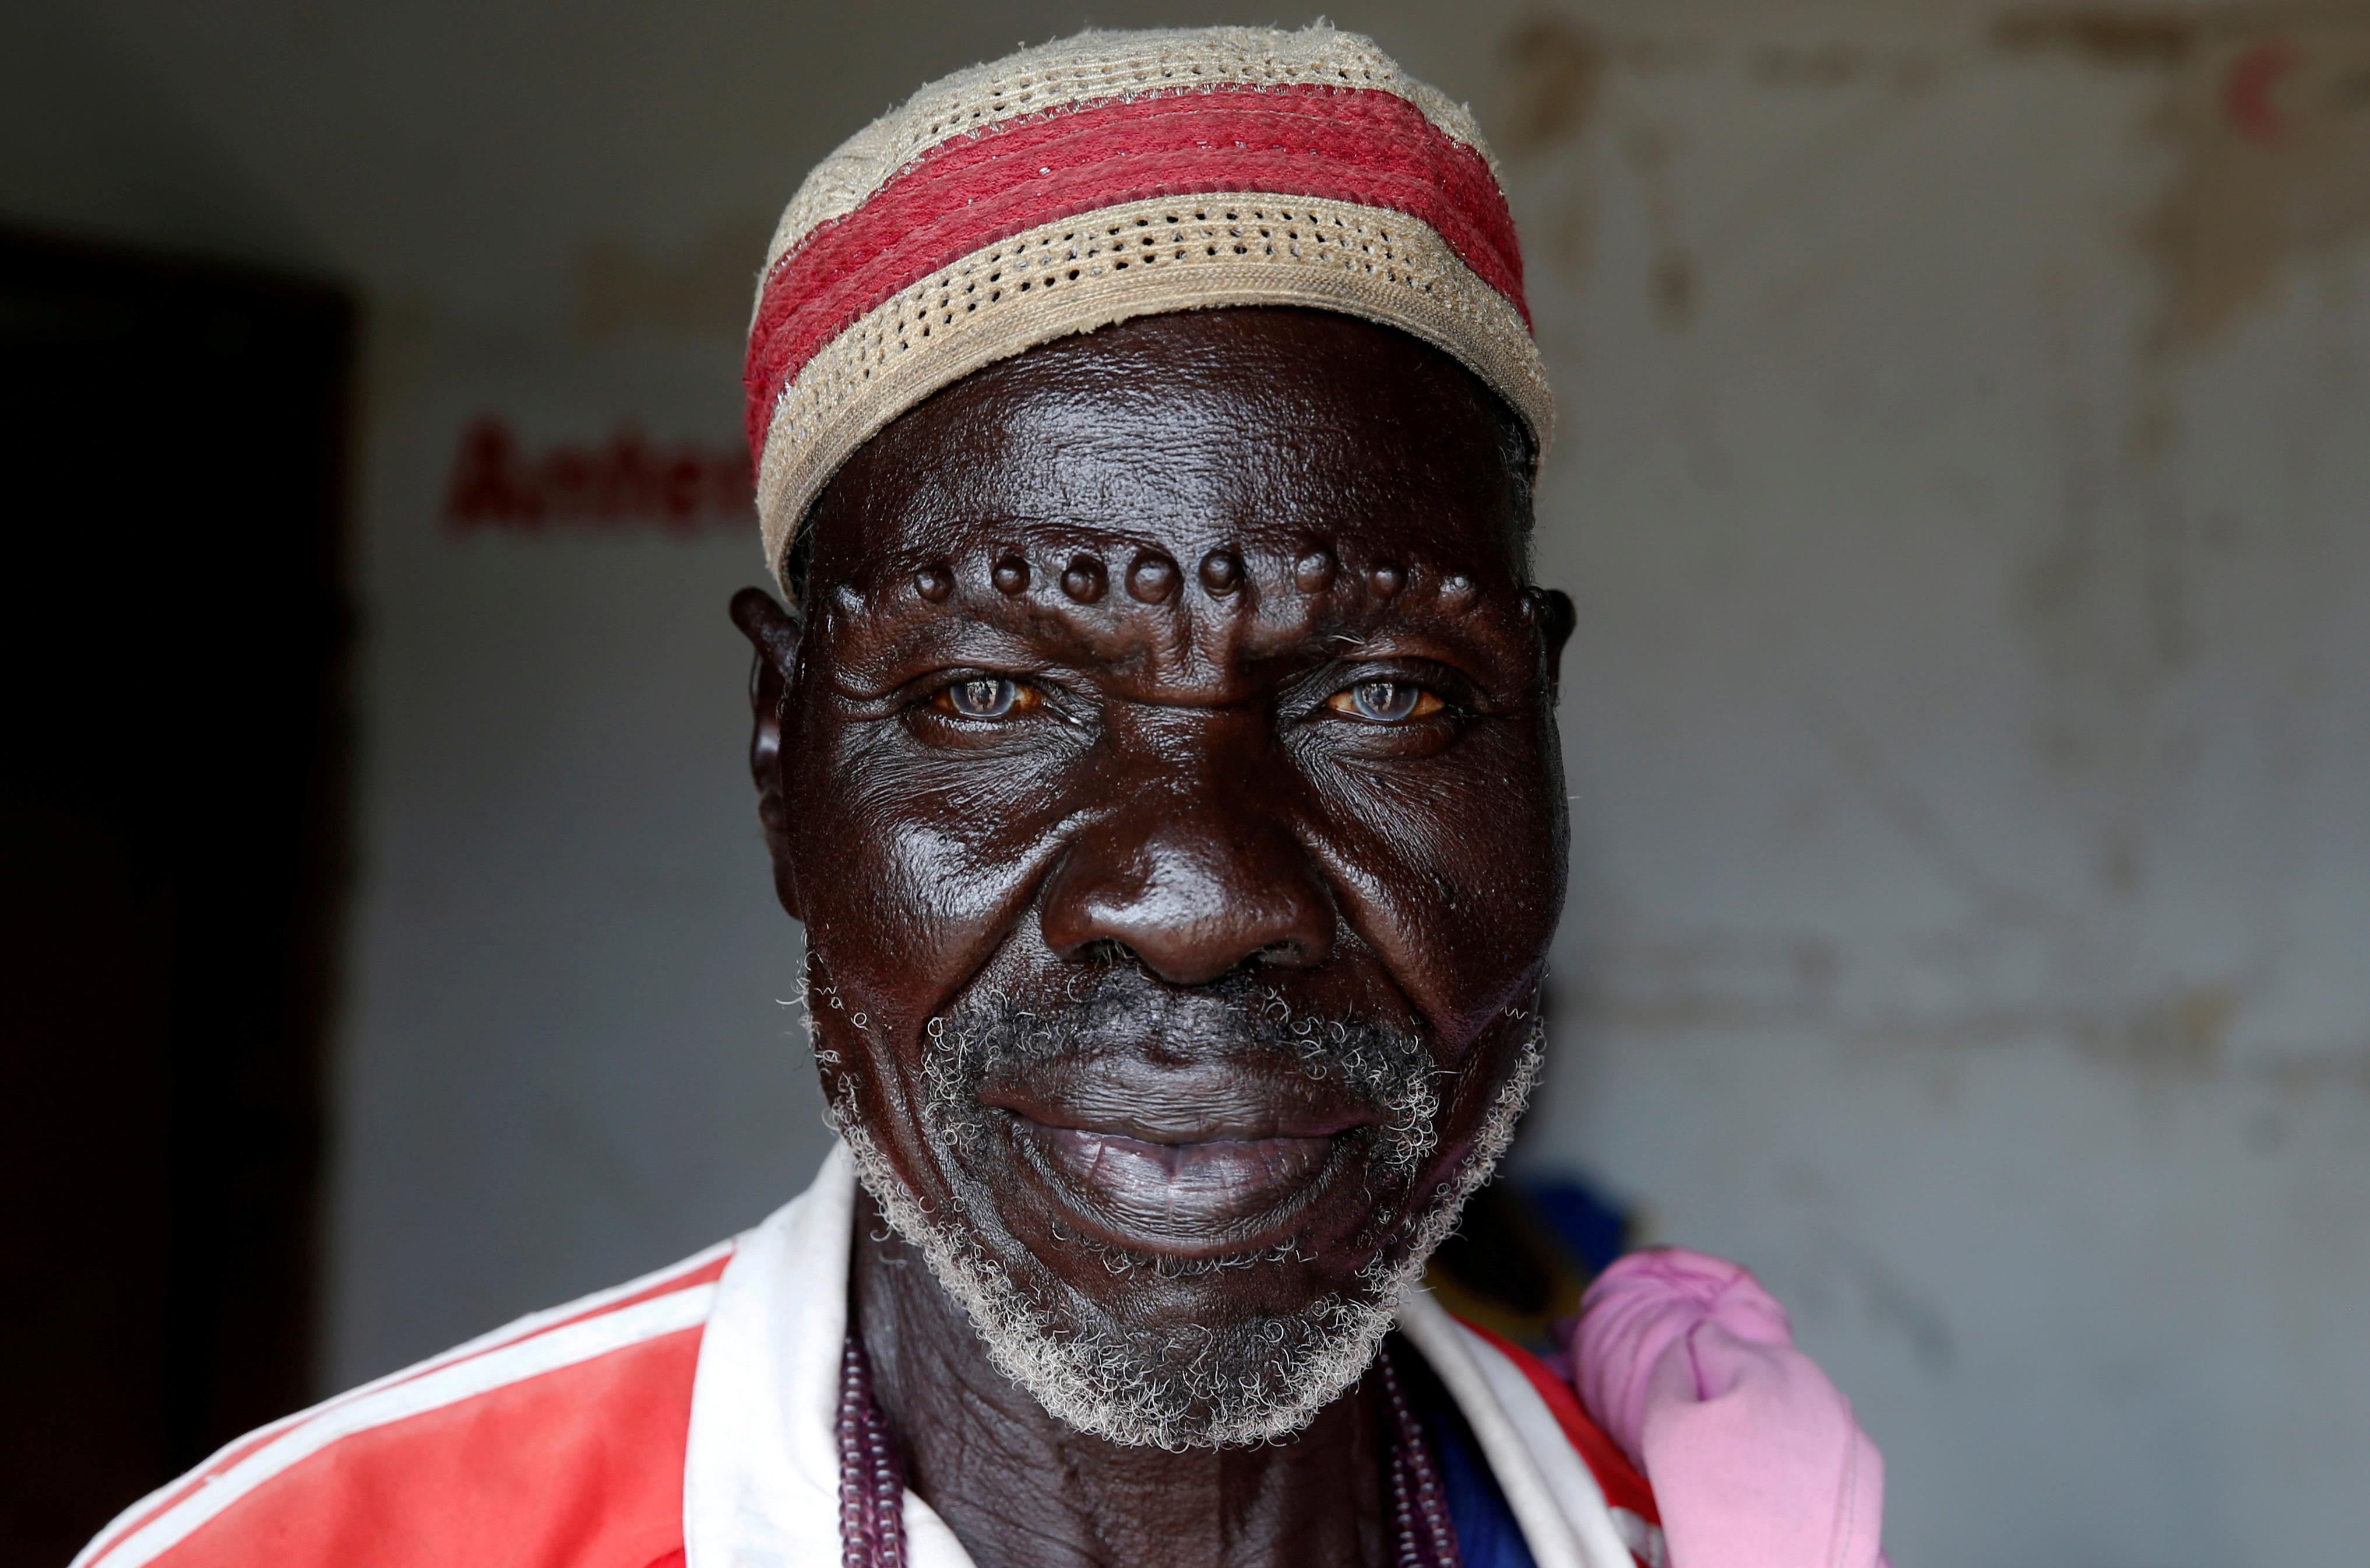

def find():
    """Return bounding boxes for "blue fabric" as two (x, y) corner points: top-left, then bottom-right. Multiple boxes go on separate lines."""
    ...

(1521, 1173), (1633, 1275)
(1426, 1396), (1538, 1568)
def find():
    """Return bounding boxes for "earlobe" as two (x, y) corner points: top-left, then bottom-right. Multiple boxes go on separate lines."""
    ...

(1530, 588), (1577, 701)
(729, 587), (807, 919)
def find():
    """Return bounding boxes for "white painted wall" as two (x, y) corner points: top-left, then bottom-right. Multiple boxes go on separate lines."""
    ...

(7, 2), (2365, 1562)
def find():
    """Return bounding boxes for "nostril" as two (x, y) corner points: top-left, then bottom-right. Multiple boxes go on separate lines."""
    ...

(1037, 802), (1337, 986)
(1075, 937), (1133, 968)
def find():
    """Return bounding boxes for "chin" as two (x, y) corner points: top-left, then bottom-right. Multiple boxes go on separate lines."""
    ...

(835, 1019), (1545, 1450)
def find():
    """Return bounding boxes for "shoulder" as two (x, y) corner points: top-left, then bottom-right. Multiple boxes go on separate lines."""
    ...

(1453, 1320), (1658, 1524)
(1451, 1317), (1665, 1564)
(74, 1242), (735, 1568)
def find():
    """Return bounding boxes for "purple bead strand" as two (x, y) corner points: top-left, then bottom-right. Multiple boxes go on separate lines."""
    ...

(1379, 1347), (1463, 1568)
(838, 1336), (910, 1568)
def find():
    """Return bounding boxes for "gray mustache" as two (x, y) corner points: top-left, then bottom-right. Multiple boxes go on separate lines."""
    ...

(929, 966), (1427, 1096)
(922, 966), (1441, 1174)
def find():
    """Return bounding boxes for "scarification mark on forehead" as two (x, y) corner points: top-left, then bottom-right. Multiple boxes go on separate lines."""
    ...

(821, 534), (1529, 697)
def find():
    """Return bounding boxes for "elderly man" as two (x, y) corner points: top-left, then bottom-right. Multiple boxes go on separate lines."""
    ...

(76, 26), (1885, 1568)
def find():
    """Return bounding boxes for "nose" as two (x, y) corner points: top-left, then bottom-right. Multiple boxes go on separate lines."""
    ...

(1039, 717), (1335, 986)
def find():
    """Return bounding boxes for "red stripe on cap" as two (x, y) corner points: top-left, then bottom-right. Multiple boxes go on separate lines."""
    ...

(744, 84), (1527, 459)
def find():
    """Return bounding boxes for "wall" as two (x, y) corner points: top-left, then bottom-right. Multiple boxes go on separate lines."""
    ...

(4, 2), (2364, 1562)
(1513, 12), (2370, 1562)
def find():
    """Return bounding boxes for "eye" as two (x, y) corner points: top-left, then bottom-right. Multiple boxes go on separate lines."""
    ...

(933, 676), (1040, 720)
(1325, 679), (1445, 723)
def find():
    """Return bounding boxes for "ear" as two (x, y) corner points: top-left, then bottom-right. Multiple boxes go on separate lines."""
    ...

(1529, 587), (1576, 702)
(730, 586), (807, 921)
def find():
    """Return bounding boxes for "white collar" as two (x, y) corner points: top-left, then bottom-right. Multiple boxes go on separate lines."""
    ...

(684, 1144), (1634, 1568)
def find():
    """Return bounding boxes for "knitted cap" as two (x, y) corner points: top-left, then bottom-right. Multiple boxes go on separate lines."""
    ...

(743, 24), (1551, 594)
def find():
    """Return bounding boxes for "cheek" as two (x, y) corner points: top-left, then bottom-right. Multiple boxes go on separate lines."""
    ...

(1304, 716), (1565, 1041)
(783, 709), (1076, 1027)
(1424, 1001), (1546, 1181)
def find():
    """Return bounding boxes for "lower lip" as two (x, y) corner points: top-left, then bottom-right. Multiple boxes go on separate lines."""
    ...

(1015, 1119), (1345, 1243)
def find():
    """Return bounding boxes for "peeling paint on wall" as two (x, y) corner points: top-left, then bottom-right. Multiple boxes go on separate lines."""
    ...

(1498, 15), (1605, 153)
(2147, 25), (2370, 349)
(1488, 20), (1948, 339)
(1998, 4), (2370, 351)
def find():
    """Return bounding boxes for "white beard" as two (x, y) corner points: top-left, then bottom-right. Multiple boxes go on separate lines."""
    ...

(833, 1013), (1545, 1451)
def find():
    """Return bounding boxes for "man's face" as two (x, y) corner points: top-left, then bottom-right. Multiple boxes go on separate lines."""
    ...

(748, 308), (1572, 1446)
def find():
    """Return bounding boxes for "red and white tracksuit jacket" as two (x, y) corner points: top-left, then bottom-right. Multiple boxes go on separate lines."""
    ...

(73, 1147), (1662, 1568)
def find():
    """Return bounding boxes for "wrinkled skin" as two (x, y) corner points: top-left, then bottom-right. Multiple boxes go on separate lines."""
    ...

(733, 308), (1575, 1568)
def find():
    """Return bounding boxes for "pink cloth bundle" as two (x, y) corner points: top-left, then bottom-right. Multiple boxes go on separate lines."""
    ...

(1563, 1249), (1889, 1568)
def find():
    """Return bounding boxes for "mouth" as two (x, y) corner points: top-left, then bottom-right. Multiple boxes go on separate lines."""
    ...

(981, 1081), (1378, 1253)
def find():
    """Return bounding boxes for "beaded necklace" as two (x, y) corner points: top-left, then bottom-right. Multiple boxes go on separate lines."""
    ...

(836, 1335), (1461, 1568)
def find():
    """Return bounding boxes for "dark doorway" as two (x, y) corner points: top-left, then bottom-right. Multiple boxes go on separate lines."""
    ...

(0, 230), (354, 1564)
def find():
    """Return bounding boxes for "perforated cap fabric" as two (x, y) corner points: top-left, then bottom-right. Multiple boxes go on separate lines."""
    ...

(743, 24), (1552, 596)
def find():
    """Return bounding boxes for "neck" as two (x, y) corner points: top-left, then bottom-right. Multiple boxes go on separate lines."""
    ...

(850, 1185), (1392, 1568)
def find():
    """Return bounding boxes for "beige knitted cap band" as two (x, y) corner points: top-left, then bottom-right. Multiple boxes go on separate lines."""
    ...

(742, 24), (1551, 597)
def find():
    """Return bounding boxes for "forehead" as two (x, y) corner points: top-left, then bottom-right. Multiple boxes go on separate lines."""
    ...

(802, 308), (1531, 592)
